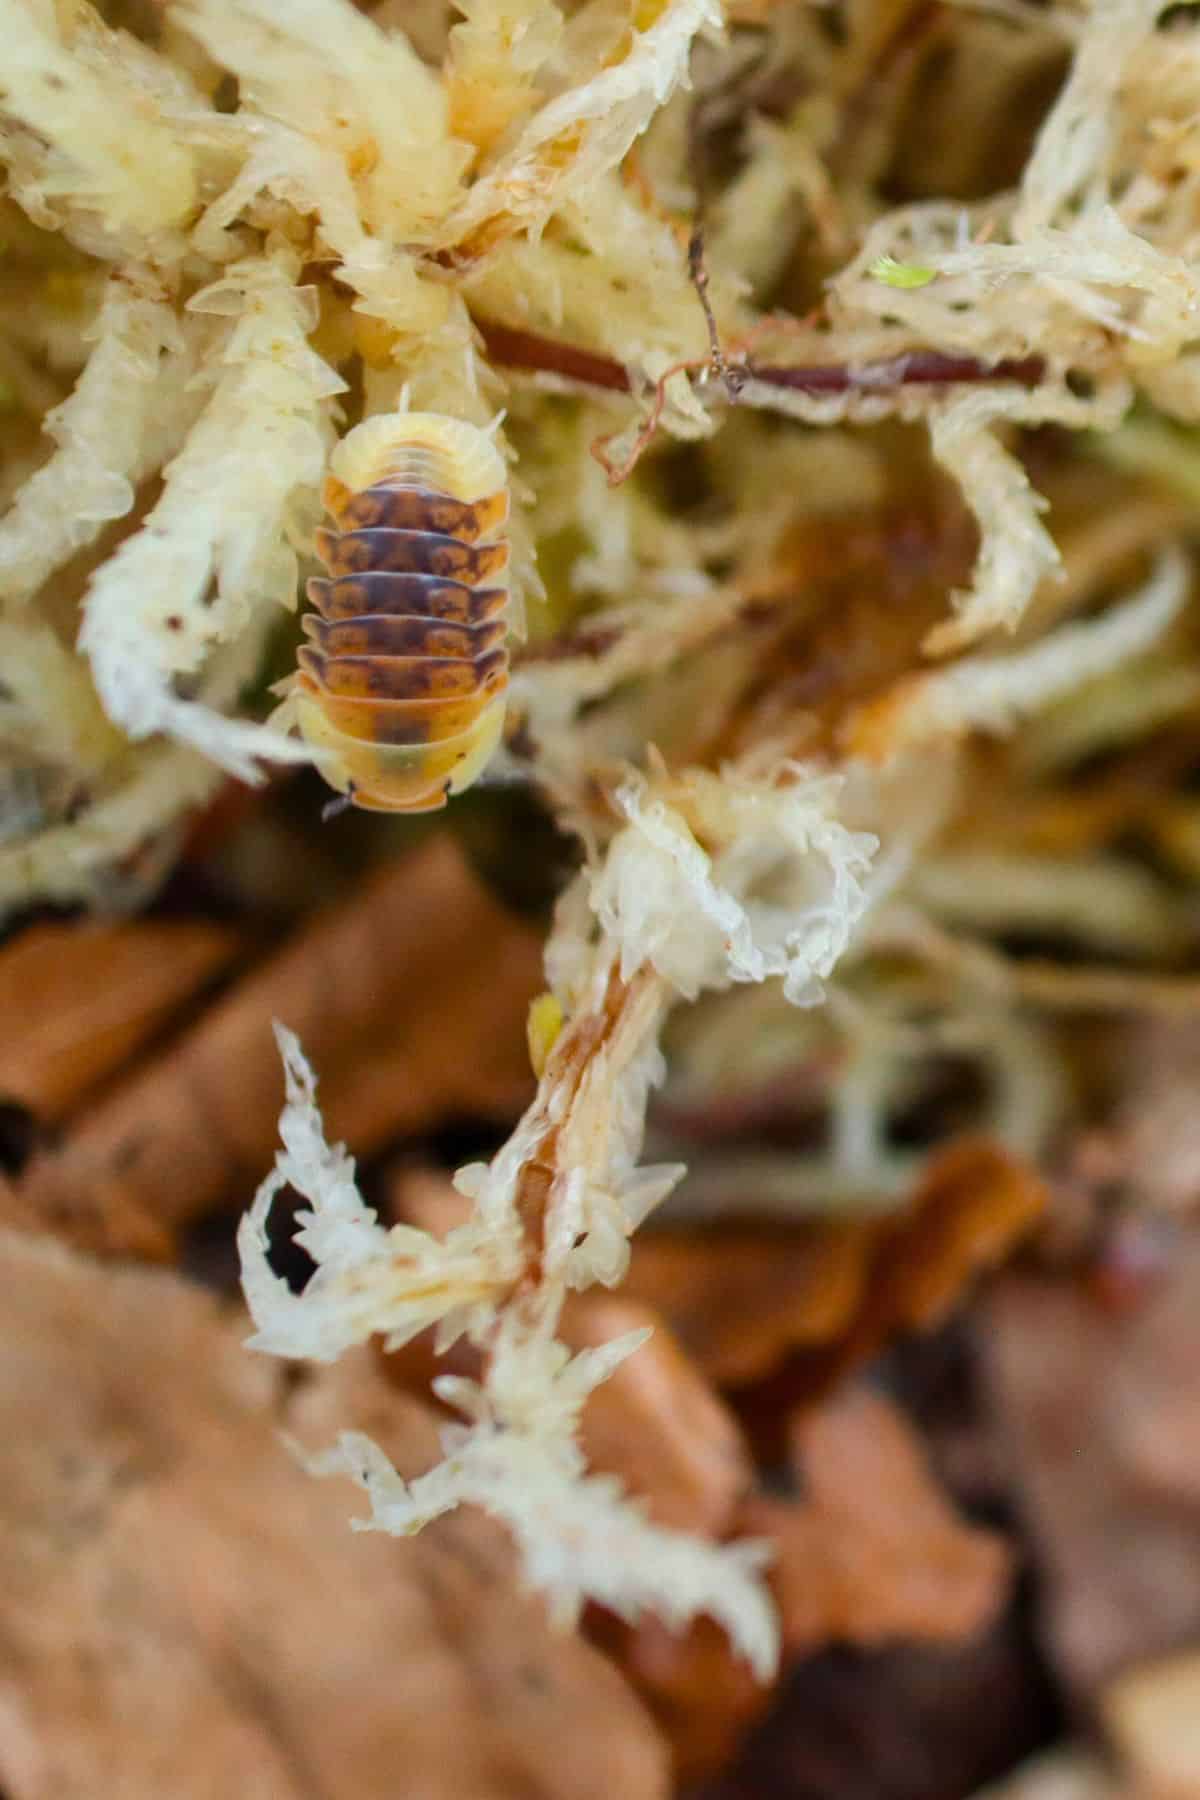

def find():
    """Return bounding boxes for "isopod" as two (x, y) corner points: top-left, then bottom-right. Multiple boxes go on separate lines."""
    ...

(295, 411), (510, 813)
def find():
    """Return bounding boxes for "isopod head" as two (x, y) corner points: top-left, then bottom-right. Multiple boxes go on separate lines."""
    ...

(326, 412), (508, 510)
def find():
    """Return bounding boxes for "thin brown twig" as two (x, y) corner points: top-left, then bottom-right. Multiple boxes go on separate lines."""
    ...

(687, 228), (748, 404)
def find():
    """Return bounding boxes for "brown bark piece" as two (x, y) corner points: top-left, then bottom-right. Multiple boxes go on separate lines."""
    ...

(725, 497), (976, 762)
(7, 838), (543, 1258)
(982, 1240), (1200, 1697)
(0, 918), (242, 1122)
(0, 1230), (668, 1800)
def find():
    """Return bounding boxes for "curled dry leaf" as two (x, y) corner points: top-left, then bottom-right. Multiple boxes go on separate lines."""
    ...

(744, 1387), (1011, 1659)
(7, 837), (542, 1257)
(870, 1136), (1052, 1337)
(0, 917), (243, 1124)
(613, 1387), (1012, 1785)
(982, 1232), (1200, 1698)
(0, 1229), (669, 1800)
(608, 1138), (1047, 1424)
(774, 1137), (1050, 1411)
(617, 1221), (876, 1388)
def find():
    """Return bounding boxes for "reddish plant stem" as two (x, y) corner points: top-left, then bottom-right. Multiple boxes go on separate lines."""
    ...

(475, 316), (1046, 399)
(748, 351), (1046, 392)
(476, 320), (634, 392)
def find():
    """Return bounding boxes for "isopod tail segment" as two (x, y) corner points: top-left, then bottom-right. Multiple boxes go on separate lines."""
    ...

(294, 412), (511, 815)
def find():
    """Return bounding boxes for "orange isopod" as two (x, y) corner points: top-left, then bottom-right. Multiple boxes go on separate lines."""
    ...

(294, 412), (510, 814)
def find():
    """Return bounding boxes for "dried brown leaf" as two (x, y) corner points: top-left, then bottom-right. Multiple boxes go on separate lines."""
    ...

(618, 1222), (875, 1388)
(0, 917), (242, 1124)
(982, 1236), (1200, 1697)
(0, 1229), (669, 1800)
(875, 1136), (1051, 1336)
(7, 838), (542, 1257)
(743, 1387), (1011, 1658)
(691, 1139), (1048, 1443)
(612, 1388), (1012, 1786)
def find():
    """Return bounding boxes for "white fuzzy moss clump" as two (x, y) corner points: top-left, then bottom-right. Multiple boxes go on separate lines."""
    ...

(78, 254), (340, 778)
(592, 765), (878, 1005)
(236, 748), (896, 1671)
(242, 1008), (776, 1676)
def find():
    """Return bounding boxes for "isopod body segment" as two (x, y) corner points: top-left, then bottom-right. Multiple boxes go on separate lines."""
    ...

(295, 412), (510, 813)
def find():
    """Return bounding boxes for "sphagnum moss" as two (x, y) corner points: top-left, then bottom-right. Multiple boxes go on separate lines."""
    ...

(2, 0), (1200, 1673)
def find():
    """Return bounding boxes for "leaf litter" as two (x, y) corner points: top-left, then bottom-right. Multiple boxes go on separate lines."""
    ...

(3, 0), (1200, 1791)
